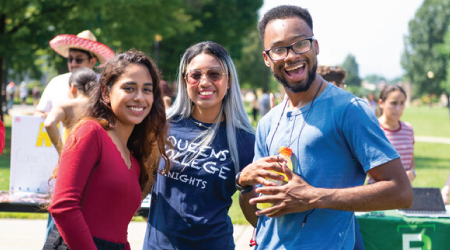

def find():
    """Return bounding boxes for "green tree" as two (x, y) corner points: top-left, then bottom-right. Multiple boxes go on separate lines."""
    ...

(364, 74), (387, 84)
(234, 29), (270, 90)
(0, 0), (199, 118)
(341, 54), (361, 86)
(401, 0), (450, 98)
(154, 0), (263, 82)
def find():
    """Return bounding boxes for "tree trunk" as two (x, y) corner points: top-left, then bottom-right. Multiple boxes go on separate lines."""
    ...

(0, 57), (4, 121)
(0, 14), (5, 121)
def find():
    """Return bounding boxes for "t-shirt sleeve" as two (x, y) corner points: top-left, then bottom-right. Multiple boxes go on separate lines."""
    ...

(48, 121), (102, 249)
(237, 131), (256, 171)
(341, 99), (400, 173)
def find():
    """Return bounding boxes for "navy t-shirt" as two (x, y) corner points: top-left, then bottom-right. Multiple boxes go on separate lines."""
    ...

(143, 117), (255, 250)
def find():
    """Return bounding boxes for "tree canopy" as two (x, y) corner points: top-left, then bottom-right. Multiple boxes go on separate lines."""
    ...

(341, 54), (361, 86)
(154, 0), (263, 82)
(0, 0), (263, 118)
(0, 1), (263, 86)
(401, 0), (450, 97)
(1, 0), (199, 79)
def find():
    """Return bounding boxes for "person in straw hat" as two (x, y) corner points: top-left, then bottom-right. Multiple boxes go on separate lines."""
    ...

(34, 30), (114, 117)
(34, 30), (114, 241)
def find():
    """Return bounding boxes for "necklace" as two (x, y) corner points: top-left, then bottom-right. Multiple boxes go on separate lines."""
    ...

(189, 116), (212, 129)
(268, 79), (324, 151)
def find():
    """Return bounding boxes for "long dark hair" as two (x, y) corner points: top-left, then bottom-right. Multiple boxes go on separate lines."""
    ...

(91, 49), (170, 192)
(51, 49), (170, 195)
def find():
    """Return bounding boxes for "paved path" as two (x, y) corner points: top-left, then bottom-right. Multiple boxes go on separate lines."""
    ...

(415, 136), (450, 144)
(7, 104), (35, 116)
(0, 219), (254, 250)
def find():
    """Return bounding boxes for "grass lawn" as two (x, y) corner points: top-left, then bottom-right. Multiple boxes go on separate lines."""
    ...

(1, 106), (450, 224)
(402, 106), (450, 138)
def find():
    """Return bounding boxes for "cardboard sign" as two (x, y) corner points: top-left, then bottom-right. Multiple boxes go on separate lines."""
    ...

(9, 115), (60, 193)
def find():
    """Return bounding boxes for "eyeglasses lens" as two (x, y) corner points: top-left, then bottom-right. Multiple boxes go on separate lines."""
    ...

(187, 69), (224, 85)
(269, 39), (312, 60)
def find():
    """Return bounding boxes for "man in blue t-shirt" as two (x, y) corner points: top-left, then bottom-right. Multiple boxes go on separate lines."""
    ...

(236, 5), (413, 250)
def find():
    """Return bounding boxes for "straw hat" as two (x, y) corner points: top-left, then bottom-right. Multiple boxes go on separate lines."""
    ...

(49, 30), (115, 66)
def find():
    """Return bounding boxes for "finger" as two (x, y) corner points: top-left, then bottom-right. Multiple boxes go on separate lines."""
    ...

(265, 169), (287, 182)
(258, 160), (286, 175)
(262, 205), (285, 217)
(262, 155), (287, 164)
(255, 202), (284, 217)
(255, 176), (280, 186)
(282, 162), (294, 181)
(249, 193), (279, 206)
(255, 185), (283, 194)
(262, 155), (287, 170)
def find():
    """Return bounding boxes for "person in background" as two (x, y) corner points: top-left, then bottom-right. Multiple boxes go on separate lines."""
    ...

(36, 30), (115, 241)
(34, 30), (114, 118)
(44, 50), (169, 250)
(237, 5), (412, 249)
(19, 82), (28, 105)
(442, 171), (450, 204)
(367, 85), (416, 183)
(259, 89), (271, 117)
(32, 86), (41, 107)
(367, 92), (378, 116)
(6, 81), (16, 111)
(143, 41), (255, 250)
(317, 65), (346, 89)
(159, 80), (173, 109)
(44, 67), (97, 156)
(250, 90), (259, 122)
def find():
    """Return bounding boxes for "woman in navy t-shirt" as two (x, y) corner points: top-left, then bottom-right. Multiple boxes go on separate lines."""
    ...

(143, 41), (255, 249)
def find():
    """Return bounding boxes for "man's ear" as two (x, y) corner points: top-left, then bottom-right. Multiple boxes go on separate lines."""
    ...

(89, 57), (97, 69)
(263, 52), (271, 67)
(314, 39), (320, 56)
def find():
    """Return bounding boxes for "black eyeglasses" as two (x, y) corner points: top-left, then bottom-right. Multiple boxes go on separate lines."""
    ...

(184, 68), (226, 85)
(265, 37), (315, 61)
(67, 57), (89, 64)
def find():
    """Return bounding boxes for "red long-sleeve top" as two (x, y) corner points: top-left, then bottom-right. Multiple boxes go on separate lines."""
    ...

(49, 120), (141, 250)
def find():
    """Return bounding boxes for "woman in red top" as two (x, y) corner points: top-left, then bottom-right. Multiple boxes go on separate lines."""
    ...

(45, 49), (169, 250)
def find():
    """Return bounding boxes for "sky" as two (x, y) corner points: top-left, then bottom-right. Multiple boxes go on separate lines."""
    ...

(259, 0), (424, 80)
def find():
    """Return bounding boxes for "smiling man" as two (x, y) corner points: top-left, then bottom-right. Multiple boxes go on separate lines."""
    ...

(34, 30), (114, 117)
(237, 5), (413, 249)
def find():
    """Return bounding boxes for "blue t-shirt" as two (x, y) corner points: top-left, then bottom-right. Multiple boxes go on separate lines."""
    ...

(254, 84), (399, 250)
(143, 117), (255, 250)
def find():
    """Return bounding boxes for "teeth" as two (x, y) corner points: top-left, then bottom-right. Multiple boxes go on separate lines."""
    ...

(286, 64), (304, 71)
(200, 91), (214, 95)
(130, 107), (144, 112)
